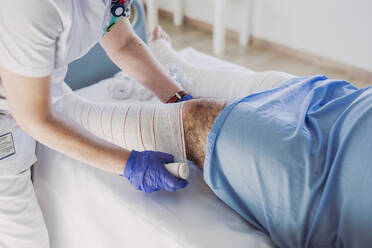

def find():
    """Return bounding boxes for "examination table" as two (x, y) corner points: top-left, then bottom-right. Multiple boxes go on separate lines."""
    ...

(33, 47), (275, 247)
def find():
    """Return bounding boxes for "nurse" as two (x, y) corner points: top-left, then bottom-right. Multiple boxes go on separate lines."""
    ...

(0, 0), (190, 247)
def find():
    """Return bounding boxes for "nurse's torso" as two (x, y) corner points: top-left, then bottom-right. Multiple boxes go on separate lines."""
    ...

(0, 0), (112, 108)
(0, 0), (112, 175)
(49, 0), (112, 99)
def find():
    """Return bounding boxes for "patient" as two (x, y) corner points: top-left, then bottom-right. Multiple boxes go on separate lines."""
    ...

(58, 27), (372, 248)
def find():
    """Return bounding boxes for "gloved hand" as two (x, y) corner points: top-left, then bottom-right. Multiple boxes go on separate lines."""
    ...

(179, 94), (193, 102)
(123, 150), (189, 193)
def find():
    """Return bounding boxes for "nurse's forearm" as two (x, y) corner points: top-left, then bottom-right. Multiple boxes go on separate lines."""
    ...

(101, 18), (182, 102)
(0, 67), (129, 175)
(117, 35), (182, 101)
(26, 112), (130, 175)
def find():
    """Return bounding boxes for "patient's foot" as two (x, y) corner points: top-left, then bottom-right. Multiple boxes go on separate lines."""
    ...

(149, 26), (183, 67)
(150, 25), (171, 45)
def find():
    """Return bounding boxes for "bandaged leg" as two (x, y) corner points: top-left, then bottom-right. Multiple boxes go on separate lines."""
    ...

(55, 87), (187, 163)
(150, 39), (295, 101)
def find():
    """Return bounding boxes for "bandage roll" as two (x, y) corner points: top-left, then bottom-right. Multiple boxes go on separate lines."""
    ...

(136, 86), (153, 101)
(114, 71), (131, 80)
(164, 65), (187, 86)
(107, 79), (134, 100)
(164, 163), (189, 180)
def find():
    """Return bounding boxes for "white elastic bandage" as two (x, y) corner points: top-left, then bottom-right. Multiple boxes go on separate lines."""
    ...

(150, 39), (296, 101)
(56, 87), (187, 163)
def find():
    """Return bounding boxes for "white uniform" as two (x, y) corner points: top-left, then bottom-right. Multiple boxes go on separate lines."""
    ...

(0, 0), (115, 246)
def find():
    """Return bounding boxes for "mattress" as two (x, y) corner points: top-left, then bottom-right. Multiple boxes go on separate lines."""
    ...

(33, 48), (275, 248)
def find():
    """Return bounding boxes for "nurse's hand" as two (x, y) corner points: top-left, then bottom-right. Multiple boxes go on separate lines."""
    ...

(123, 150), (188, 193)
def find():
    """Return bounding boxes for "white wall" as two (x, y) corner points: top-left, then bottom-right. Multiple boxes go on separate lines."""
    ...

(158, 0), (372, 71)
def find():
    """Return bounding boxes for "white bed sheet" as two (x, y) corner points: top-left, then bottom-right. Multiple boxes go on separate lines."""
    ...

(33, 48), (274, 248)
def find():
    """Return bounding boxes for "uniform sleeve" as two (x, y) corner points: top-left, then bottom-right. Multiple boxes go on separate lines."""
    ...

(0, 0), (62, 78)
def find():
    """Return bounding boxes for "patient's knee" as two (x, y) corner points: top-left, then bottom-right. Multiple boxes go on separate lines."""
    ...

(182, 99), (227, 169)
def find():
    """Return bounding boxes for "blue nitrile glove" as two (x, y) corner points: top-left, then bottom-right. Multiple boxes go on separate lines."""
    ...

(124, 150), (189, 193)
(179, 94), (193, 102)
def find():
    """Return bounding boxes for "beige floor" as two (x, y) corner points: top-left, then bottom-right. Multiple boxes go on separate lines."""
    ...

(158, 17), (371, 88)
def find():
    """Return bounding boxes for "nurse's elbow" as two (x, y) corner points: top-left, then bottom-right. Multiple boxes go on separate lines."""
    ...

(115, 34), (137, 55)
(101, 32), (137, 57)
(14, 112), (52, 137)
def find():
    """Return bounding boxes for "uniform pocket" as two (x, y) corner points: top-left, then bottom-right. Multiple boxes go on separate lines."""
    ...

(0, 115), (37, 175)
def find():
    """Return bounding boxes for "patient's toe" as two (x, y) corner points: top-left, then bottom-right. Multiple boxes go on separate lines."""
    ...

(150, 25), (171, 44)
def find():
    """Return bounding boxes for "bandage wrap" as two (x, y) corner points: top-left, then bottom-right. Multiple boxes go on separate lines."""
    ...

(150, 39), (295, 101)
(56, 86), (187, 163)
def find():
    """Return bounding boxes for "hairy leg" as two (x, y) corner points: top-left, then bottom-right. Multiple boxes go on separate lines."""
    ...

(183, 99), (227, 170)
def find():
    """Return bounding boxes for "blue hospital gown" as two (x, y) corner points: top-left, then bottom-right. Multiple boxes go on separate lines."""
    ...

(204, 75), (372, 248)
